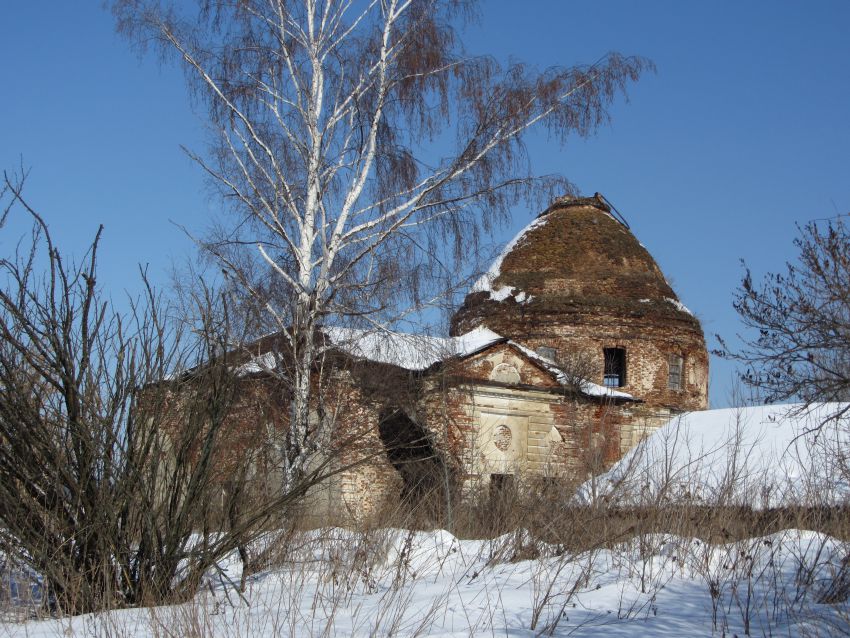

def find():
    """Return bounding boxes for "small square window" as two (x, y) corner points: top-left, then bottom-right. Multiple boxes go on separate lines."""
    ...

(603, 347), (626, 387)
(668, 354), (684, 390)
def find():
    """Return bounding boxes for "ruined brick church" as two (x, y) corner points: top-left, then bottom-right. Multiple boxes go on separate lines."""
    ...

(237, 194), (709, 521)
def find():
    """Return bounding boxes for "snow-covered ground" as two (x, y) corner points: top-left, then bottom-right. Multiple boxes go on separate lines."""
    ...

(6, 404), (850, 636)
(578, 403), (850, 508)
(5, 526), (850, 637)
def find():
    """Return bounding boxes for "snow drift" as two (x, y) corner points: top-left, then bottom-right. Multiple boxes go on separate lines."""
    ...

(577, 403), (850, 507)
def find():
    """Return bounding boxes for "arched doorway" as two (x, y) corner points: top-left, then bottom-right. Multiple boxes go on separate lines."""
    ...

(378, 411), (447, 518)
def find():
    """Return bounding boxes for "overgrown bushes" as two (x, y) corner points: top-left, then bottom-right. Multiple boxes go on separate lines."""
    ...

(0, 175), (306, 614)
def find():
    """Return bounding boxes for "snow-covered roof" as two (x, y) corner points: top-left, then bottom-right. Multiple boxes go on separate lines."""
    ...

(325, 325), (633, 400)
(236, 324), (633, 401)
(576, 403), (850, 508)
(322, 325), (503, 371)
(234, 351), (280, 376)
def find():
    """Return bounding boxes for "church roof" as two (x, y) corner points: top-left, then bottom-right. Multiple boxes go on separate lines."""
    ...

(235, 324), (634, 400)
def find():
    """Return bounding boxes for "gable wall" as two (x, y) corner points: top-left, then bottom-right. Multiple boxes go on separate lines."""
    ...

(417, 346), (636, 494)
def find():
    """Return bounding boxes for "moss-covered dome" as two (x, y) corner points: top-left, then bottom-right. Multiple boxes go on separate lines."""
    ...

(450, 194), (701, 337)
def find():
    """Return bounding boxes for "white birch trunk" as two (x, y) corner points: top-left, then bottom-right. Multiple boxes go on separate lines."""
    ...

(124, 0), (647, 498)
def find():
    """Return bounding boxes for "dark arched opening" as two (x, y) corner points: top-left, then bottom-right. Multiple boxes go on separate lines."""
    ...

(378, 411), (447, 518)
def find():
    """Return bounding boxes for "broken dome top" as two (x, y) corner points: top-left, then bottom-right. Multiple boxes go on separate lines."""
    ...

(542, 192), (612, 215)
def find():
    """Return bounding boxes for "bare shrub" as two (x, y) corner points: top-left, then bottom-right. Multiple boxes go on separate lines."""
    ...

(0, 171), (337, 615)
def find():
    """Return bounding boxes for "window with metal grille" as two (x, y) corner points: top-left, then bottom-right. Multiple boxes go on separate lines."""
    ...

(668, 353), (684, 390)
(603, 347), (626, 387)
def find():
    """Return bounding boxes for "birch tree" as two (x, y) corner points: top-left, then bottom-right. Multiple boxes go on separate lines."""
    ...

(114, 0), (649, 491)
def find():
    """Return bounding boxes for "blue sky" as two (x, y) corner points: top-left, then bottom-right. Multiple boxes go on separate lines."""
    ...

(2, 2), (849, 407)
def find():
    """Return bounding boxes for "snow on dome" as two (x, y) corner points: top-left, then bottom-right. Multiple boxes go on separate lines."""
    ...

(665, 297), (694, 316)
(576, 403), (850, 508)
(471, 214), (550, 300)
(451, 194), (703, 343)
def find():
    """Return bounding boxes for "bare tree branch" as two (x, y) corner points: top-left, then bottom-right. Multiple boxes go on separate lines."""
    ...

(112, 0), (650, 495)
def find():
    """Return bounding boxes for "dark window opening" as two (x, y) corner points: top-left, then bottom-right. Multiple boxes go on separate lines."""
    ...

(487, 473), (517, 533)
(378, 411), (446, 515)
(489, 473), (515, 501)
(536, 346), (557, 361)
(668, 354), (684, 390)
(603, 347), (626, 388)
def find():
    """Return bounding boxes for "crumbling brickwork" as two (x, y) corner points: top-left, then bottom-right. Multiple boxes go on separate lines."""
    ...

(182, 193), (711, 524)
(451, 195), (709, 419)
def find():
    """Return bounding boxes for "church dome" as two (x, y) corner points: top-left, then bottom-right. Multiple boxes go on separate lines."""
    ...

(451, 194), (699, 335)
(450, 193), (708, 412)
